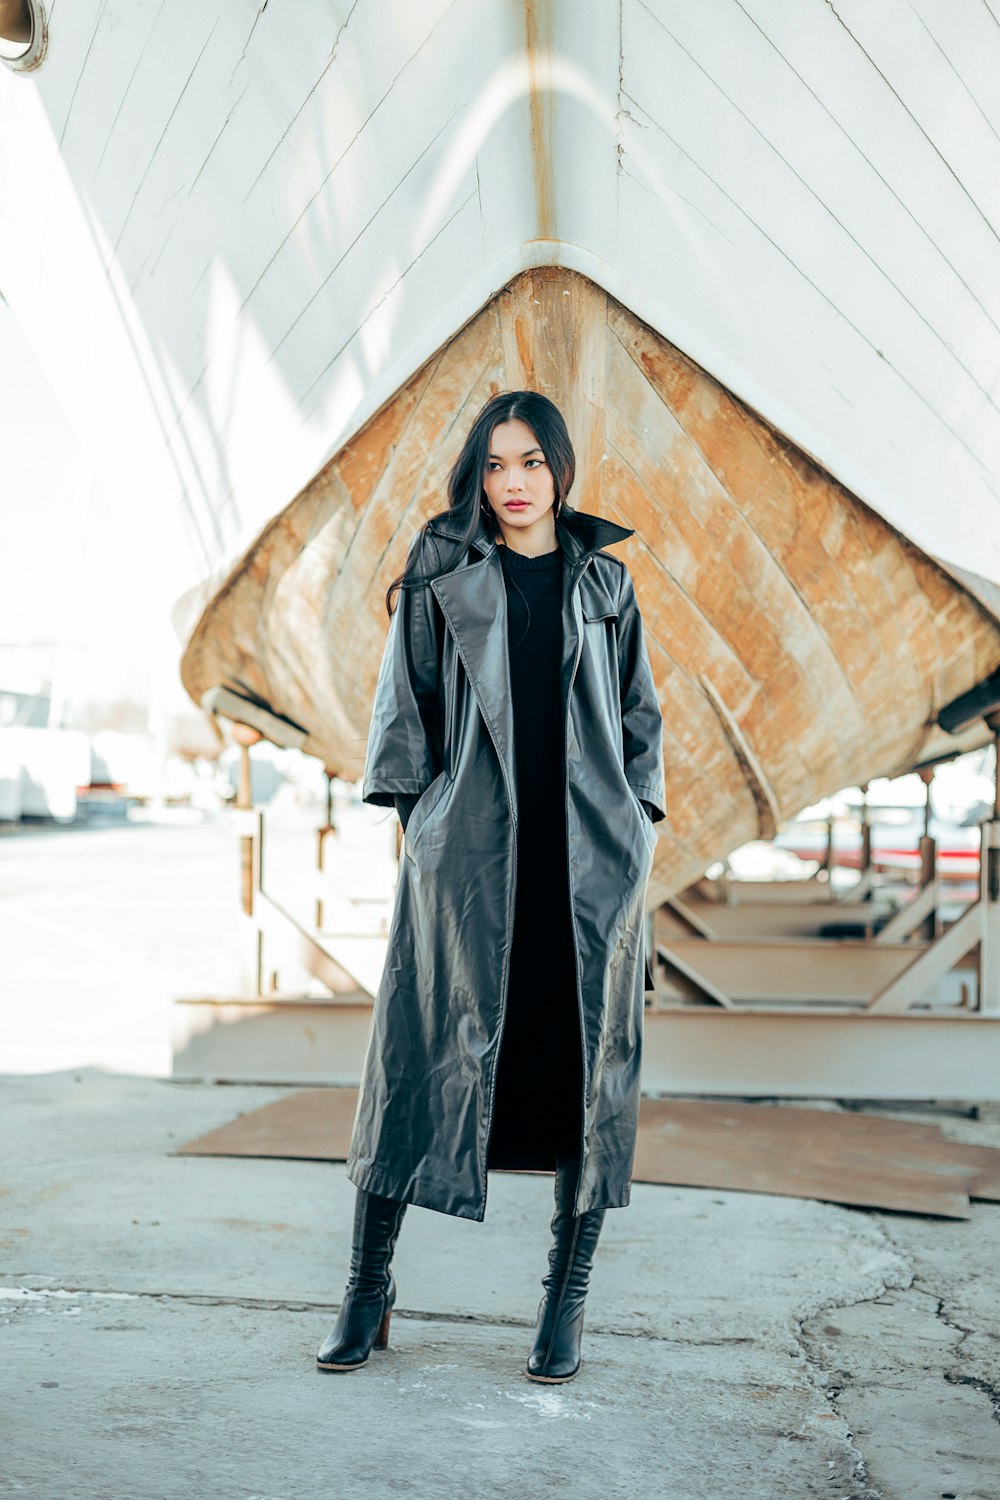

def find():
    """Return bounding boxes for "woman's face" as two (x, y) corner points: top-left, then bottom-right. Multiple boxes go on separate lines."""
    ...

(481, 417), (556, 535)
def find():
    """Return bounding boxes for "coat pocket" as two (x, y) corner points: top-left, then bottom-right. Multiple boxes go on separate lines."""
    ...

(627, 785), (658, 853)
(403, 768), (452, 859)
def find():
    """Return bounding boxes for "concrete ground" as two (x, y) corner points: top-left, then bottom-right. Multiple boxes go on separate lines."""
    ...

(3, 807), (1000, 1497)
(2, 1069), (1000, 1500)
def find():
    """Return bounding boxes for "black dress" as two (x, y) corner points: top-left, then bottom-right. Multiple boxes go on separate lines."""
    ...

(484, 541), (584, 1172)
(394, 542), (584, 1173)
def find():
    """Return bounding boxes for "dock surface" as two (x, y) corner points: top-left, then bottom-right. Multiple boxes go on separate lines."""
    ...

(3, 1067), (1000, 1499)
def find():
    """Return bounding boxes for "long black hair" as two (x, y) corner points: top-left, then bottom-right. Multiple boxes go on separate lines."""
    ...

(384, 389), (576, 617)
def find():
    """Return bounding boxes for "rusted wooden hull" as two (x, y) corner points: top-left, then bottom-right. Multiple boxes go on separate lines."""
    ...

(177, 267), (1000, 906)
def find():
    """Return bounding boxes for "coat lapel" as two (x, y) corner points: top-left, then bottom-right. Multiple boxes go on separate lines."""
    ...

(429, 538), (519, 808)
(427, 505), (635, 819)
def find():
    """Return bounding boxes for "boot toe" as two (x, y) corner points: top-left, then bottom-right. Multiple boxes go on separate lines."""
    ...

(316, 1348), (370, 1371)
(525, 1351), (581, 1382)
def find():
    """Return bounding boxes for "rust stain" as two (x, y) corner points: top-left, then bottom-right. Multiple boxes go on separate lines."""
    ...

(10, 1182), (71, 1207)
(513, 312), (535, 384)
(523, 0), (554, 240)
(214, 1217), (305, 1235)
(33, 1182), (71, 1203)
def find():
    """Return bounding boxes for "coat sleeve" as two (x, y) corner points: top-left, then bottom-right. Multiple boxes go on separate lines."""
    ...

(616, 564), (667, 823)
(362, 530), (445, 810)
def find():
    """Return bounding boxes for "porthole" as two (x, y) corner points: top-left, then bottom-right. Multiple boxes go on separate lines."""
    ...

(0, 0), (47, 71)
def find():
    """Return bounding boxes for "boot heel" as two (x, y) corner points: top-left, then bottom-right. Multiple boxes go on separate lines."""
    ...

(375, 1305), (392, 1349)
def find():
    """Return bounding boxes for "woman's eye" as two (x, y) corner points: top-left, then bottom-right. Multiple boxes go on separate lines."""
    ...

(526, 458), (545, 467)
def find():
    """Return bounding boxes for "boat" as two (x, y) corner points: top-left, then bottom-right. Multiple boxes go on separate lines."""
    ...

(2, 0), (999, 910)
(172, 264), (1000, 913)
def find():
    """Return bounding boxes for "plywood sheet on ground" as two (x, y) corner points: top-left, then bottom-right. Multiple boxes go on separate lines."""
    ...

(177, 1091), (1000, 1219)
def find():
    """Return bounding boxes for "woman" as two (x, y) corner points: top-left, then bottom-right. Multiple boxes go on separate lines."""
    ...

(317, 390), (665, 1382)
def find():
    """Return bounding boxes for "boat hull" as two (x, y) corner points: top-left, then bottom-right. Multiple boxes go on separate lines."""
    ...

(177, 267), (1000, 905)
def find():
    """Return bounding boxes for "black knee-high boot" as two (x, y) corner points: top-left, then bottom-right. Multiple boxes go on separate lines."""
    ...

(526, 1154), (607, 1383)
(316, 1187), (407, 1371)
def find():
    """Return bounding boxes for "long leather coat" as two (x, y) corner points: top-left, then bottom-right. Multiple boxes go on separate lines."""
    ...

(345, 503), (666, 1221)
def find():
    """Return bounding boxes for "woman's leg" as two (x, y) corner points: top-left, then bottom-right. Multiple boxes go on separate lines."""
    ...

(525, 1152), (607, 1383)
(316, 1185), (408, 1371)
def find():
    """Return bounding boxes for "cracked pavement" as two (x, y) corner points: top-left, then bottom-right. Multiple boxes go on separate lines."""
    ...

(2, 1070), (999, 1499)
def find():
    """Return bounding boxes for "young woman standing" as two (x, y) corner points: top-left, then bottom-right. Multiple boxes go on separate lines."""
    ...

(317, 389), (665, 1382)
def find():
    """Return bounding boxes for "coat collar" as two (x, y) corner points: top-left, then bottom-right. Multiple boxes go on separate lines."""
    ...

(426, 503), (633, 565)
(426, 504), (633, 818)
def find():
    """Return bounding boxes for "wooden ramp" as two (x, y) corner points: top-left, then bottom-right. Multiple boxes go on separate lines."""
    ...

(175, 1089), (1000, 1220)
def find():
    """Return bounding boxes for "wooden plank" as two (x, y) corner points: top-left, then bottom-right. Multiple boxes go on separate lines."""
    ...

(656, 934), (925, 1003)
(175, 1087), (999, 1218)
(177, 1085), (361, 1161)
(687, 878), (836, 906)
(689, 1106), (1000, 1202)
(637, 1008), (1000, 1101)
(631, 1099), (973, 1219)
(170, 999), (377, 1087)
(658, 897), (894, 941)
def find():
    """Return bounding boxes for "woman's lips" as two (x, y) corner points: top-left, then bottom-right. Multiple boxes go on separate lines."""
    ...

(504, 500), (529, 508)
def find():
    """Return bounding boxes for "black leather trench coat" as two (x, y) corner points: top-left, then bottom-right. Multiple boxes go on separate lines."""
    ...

(345, 504), (666, 1220)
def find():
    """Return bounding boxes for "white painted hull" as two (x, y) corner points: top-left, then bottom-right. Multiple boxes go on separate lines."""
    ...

(1, 0), (998, 624)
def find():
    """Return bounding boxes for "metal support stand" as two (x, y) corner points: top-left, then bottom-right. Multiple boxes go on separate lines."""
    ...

(177, 679), (1000, 1091)
(821, 810), (835, 880)
(653, 726), (999, 1018)
(872, 771), (940, 946)
(315, 770), (336, 932)
(979, 723), (1000, 1015)
(867, 724), (998, 1013)
(230, 731), (264, 995)
(851, 782), (875, 902)
(918, 766), (938, 941)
